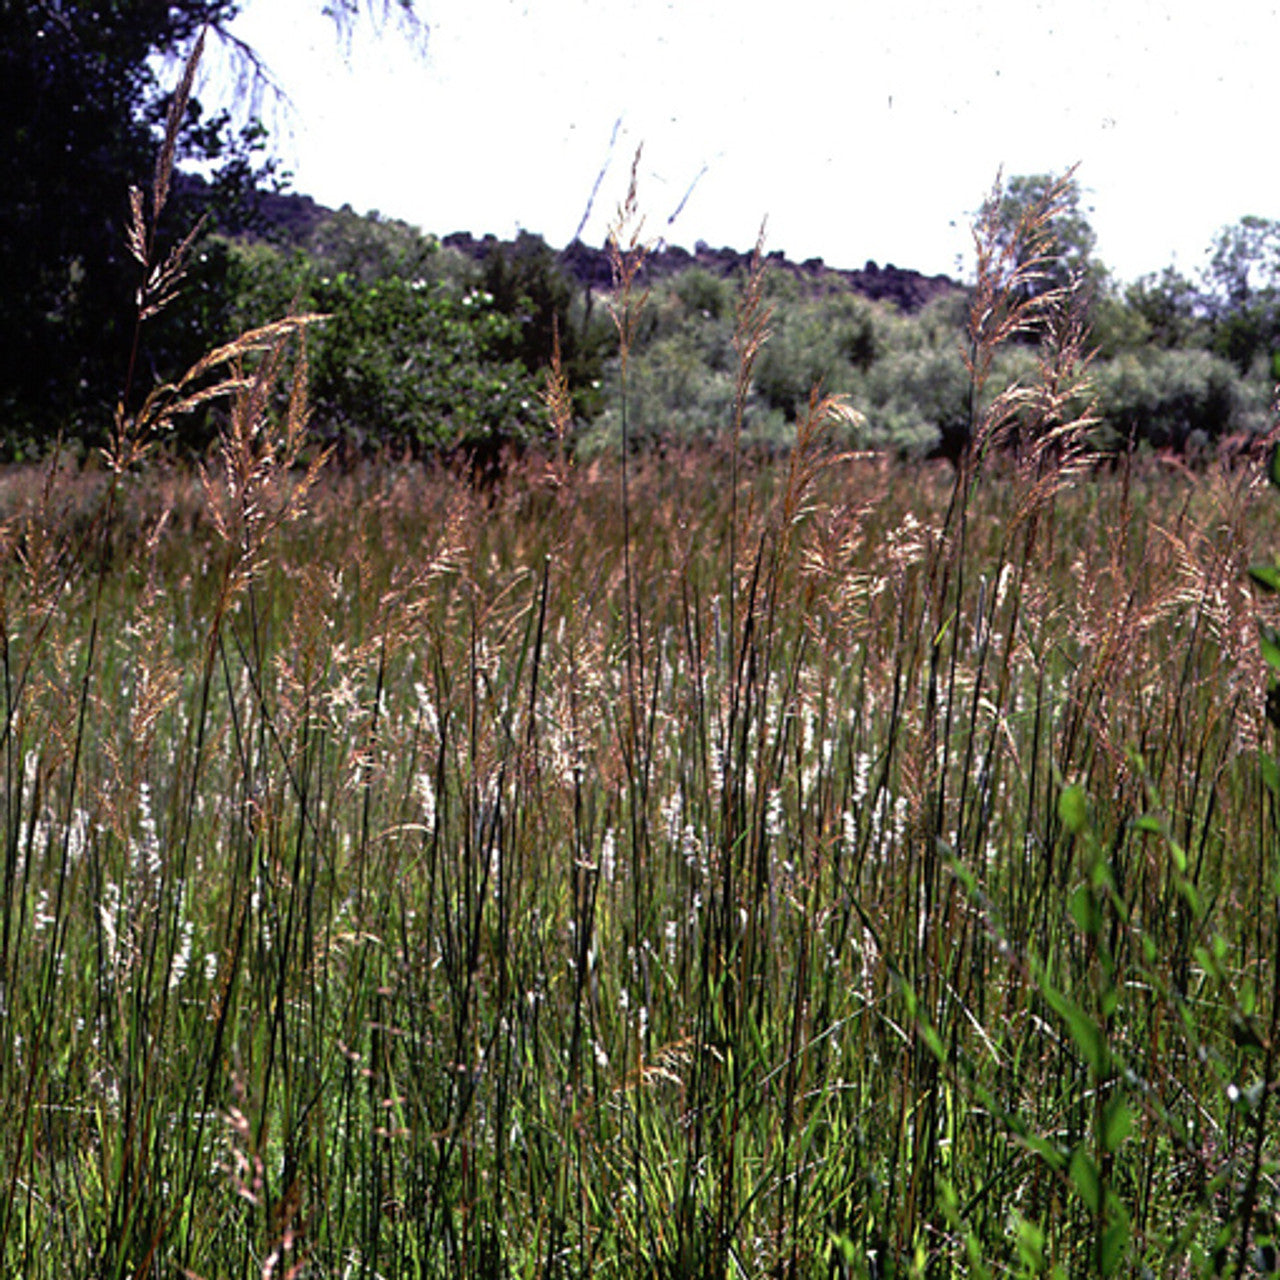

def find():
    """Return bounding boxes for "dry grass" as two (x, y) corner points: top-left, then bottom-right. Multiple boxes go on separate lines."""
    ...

(1, 421), (1278, 1276)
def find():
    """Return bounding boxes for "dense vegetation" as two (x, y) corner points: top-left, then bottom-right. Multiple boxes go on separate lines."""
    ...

(8, 15), (1280, 1280)
(10, 176), (1280, 464)
(5, 323), (1280, 1277)
(0, 0), (423, 454)
(6, 4), (1280, 464)
(574, 174), (1278, 462)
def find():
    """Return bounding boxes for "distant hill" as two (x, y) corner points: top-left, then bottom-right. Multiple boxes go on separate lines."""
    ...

(177, 172), (959, 313)
(173, 171), (330, 241)
(444, 233), (958, 313)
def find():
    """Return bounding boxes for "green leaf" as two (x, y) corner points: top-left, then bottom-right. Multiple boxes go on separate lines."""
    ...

(1042, 983), (1108, 1075)
(1022, 1133), (1067, 1170)
(1059, 783), (1089, 835)
(1261, 754), (1280, 799)
(1069, 885), (1102, 936)
(1101, 1211), (1131, 1276)
(919, 1018), (946, 1063)
(1241, 976), (1258, 1015)
(1260, 625), (1280, 673)
(830, 1234), (858, 1266)
(1102, 1097), (1132, 1152)
(1069, 1146), (1102, 1214)
(1270, 440), (1280, 489)
(1014, 1214), (1046, 1270)
(1251, 564), (1280, 593)
(933, 610), (956, 650)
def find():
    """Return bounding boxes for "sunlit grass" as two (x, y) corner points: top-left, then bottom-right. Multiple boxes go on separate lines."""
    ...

(1, 429), (1278, 1277)
(4, 71), (1280, 1272)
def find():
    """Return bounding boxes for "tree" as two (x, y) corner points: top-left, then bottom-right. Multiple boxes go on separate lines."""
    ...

(0, 3), (219, 444)
(0, 0), (424, 453)
(479, 232), (614, 420)
(1121, 267), (1205, 350)
(1205, 215), (1280, 310)
(1203, 216), (1280, 372)
(980, 171), (1108, 319)
(184, 216), (546, 459)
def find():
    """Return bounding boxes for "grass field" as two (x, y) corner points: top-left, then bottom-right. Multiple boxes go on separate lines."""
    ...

(6, 92), (1280, 1273)
(2, 424), (1280, 1277)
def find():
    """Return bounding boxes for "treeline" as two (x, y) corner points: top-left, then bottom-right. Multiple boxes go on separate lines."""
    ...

(574, 177), (1280, 462)
(4, 3), (1279, 463)
(12, 169), (1280, 467)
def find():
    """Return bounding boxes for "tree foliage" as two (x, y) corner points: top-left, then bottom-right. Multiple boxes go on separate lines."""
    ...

(478, 231), (615, 421)
(1119, 268), (1205, 351)
(5, 0), (1278, 469)
(1202, 216), (1280, 372)
(0, 1), (236, 442)
(166, 228), (541, 457)
(1093, 349), (1243, 451)
(1205, 215), (1280, 309)
(983, 171), (1106, 304)
(0, 0), (423, 453)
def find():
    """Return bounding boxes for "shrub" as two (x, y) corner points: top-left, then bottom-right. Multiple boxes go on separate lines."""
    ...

(754, 293), (884, 419)
(674, 266), (730, 320)
(583, 335), (749, 454)
(307, 270), (540, 454)
(1093, 347), (1247, 450)
(480, 230), (615, 419)
(206, 238), (543, 456)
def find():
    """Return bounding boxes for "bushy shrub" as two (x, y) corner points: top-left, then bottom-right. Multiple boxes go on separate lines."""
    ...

(1092, 348), (1247, 451)
(181, 237), (543, 456)
(479, 231), (615, 419)
(305, 271), (540, 454)
(579, 272), (745, 454)
(674, 267), (730, 321)
(583, 342), (742, 455)
(753, 293), (884, 419)
(300, 205), (441, 284)
(855, 346), (970, 456)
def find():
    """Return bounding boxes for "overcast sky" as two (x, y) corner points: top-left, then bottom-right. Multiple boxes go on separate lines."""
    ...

(212, 0), (1280, 284)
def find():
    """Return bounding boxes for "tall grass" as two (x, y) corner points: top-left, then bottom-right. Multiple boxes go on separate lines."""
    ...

(4, 46), (1280, 1276)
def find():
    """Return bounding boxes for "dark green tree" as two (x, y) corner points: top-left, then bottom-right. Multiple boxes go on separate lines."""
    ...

(0, 0), (424, 453)
(206, 227), (542, 459)
(1121, 267), (1206, 350)
(1206, 215), (1280, 309)
(480, 231), (614, 420)
(0, 2), (227, 447)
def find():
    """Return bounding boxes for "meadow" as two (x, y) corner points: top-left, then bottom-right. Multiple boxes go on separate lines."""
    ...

(4, 373), (1280, 1276)
(5, 71), (1280, 1276)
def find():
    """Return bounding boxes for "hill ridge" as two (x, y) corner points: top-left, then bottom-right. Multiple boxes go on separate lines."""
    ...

(176, 172), (959, 313)
(445, 231), (958, 313)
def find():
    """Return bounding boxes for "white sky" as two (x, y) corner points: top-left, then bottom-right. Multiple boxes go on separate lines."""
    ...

(211, 0), (1280, 284)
